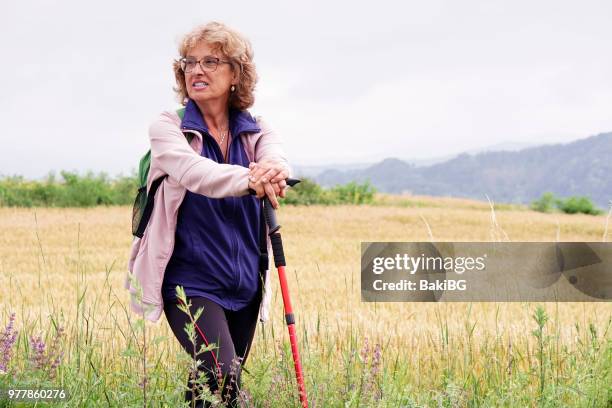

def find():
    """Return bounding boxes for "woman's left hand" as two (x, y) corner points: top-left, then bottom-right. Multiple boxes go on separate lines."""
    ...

(248, 161), (289, 198)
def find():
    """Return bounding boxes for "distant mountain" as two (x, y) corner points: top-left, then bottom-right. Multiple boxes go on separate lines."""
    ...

(293, 141), (538, 177)
(292, 162), (373, 178)
(465, 141), (537, 155)
(314, 132), (612, 207)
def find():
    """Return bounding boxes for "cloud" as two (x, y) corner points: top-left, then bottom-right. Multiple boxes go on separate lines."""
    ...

(1, 0), (611, 177)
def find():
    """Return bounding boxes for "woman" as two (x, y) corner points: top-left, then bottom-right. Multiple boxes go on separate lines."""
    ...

(125, 21), (290, 407)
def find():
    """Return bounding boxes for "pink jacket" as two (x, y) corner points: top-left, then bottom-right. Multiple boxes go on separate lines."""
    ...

(124, 109), (290, 323)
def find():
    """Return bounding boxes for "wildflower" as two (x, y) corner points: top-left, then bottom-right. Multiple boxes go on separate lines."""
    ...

(371, 343), (382, 378)
(360, 339), (383, 402)
(359, 337), (370, 364)
(47, 326), (65, 378)
(28, 325), (65, 379)
(29, 335), (47, 370)
(0, 313), (18, 374)
(371, 343), (383, 400)
(238, 389), (252, 408)
(224, 356), (243, 404)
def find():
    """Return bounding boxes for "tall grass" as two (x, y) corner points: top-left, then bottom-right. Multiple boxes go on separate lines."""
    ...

(1, 299), (609, 406)
(0, 203), (611, 407)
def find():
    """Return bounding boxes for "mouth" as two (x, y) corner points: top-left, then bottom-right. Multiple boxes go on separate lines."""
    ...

(192, 81), (209, 90)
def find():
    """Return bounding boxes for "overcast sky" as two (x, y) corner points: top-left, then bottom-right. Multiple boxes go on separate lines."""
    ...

(1, 0), (611, 178)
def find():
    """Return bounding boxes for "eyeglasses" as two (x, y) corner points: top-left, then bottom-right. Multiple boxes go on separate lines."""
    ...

(179, 56), (231, 73)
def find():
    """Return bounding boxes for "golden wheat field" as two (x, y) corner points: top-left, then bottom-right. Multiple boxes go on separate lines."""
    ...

(1, 196), (610, 349)
(0, 195), (611, 405)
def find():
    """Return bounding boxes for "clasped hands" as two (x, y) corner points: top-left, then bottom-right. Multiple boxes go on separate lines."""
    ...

(247, 160), (289, 209)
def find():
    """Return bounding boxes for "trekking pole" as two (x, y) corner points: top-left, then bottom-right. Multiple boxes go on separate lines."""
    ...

(250, 178), (308, 407)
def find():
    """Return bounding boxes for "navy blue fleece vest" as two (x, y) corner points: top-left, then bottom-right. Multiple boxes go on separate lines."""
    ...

(162, 100), (262, 311)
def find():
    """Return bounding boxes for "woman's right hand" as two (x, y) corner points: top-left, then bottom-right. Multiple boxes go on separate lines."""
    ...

(247, 161), (289, 209)
(248, 178), (283, 209)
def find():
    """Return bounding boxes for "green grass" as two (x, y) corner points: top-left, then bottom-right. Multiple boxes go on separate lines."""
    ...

(1, 298), (610, 407)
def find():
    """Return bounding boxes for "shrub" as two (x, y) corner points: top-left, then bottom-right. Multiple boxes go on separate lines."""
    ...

(0, 173), (376, 207)
(283, 178), (376, 206)
(557, 196), (602, 215)
(530, 192), (556, 213)
(283, 178), (332, 205)
(330, 181), (376, 205)
(530, 193), (602, 215)
(0, 171), (139, 208)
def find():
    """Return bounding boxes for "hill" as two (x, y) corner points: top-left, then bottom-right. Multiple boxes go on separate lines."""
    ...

(314, 132), (612, 207)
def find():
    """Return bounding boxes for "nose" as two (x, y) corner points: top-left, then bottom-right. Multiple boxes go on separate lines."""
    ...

(192, 61), (205, 74)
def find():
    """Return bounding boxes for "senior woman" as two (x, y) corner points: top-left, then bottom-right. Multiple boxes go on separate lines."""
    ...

(125, 21), (290, 407)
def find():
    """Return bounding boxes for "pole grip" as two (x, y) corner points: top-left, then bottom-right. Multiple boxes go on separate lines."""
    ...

(270, 232), (286, 267)
(263, 197), (281, 234)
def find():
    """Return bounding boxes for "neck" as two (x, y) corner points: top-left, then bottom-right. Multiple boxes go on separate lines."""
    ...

(195, 99), (229, 130)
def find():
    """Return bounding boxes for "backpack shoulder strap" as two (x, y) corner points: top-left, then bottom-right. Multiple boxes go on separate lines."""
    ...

(133, 107), (194, 238)
(177, 107), (186, 120)
(176, 107), (194, 144)
(134, 175), (167, 238)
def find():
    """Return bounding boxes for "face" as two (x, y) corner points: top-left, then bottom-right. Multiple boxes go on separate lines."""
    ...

(183, 42), (236, 106)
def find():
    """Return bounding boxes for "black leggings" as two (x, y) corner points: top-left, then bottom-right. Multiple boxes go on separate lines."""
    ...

(163, 293), (261, 407)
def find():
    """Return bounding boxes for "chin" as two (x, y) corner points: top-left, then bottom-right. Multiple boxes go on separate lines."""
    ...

(188, 94), (210, 103)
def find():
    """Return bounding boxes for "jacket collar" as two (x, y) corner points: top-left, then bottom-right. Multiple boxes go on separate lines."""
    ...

(181, 98), (260, 136)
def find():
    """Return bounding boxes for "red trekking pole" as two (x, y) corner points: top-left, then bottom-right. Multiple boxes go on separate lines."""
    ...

(255, 178), (308, 407)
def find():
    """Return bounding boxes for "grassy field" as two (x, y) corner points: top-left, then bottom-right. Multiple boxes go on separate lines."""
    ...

(0, 195), (610, 407)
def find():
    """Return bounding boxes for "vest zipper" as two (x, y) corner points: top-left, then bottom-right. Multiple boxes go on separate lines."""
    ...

(210, 130), (240, 298)
(181, 126), (247, 306)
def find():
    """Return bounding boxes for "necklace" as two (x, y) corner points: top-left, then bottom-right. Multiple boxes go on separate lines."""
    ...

(216, 122), (229, 146)
(216, 123), (230, 162)
(218, 130), (227, 146)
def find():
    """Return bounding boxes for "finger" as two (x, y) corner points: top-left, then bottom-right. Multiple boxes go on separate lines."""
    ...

(254, 168), (280, 186)
(270, 169), (289, 183)
(263, 182), (279, 209)
(263, 182), (278, 208)
(248, 164), (264, 176)
(249, 170), (263, 183)
(248, 163), (260, 182)
(253, 185), (263, 198)
(249, 165), (270, 182)
(262, 168), (280, 183)
(272, 182), (281, 195)
(249, 180), (265, 198)
(257, 184), (266, 198)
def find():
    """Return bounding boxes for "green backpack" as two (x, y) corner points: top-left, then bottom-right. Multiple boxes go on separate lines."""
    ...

(131, 108), (190, 238)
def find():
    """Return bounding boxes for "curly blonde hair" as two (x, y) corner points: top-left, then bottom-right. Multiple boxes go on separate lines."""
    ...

(173, 21), (258, 110)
